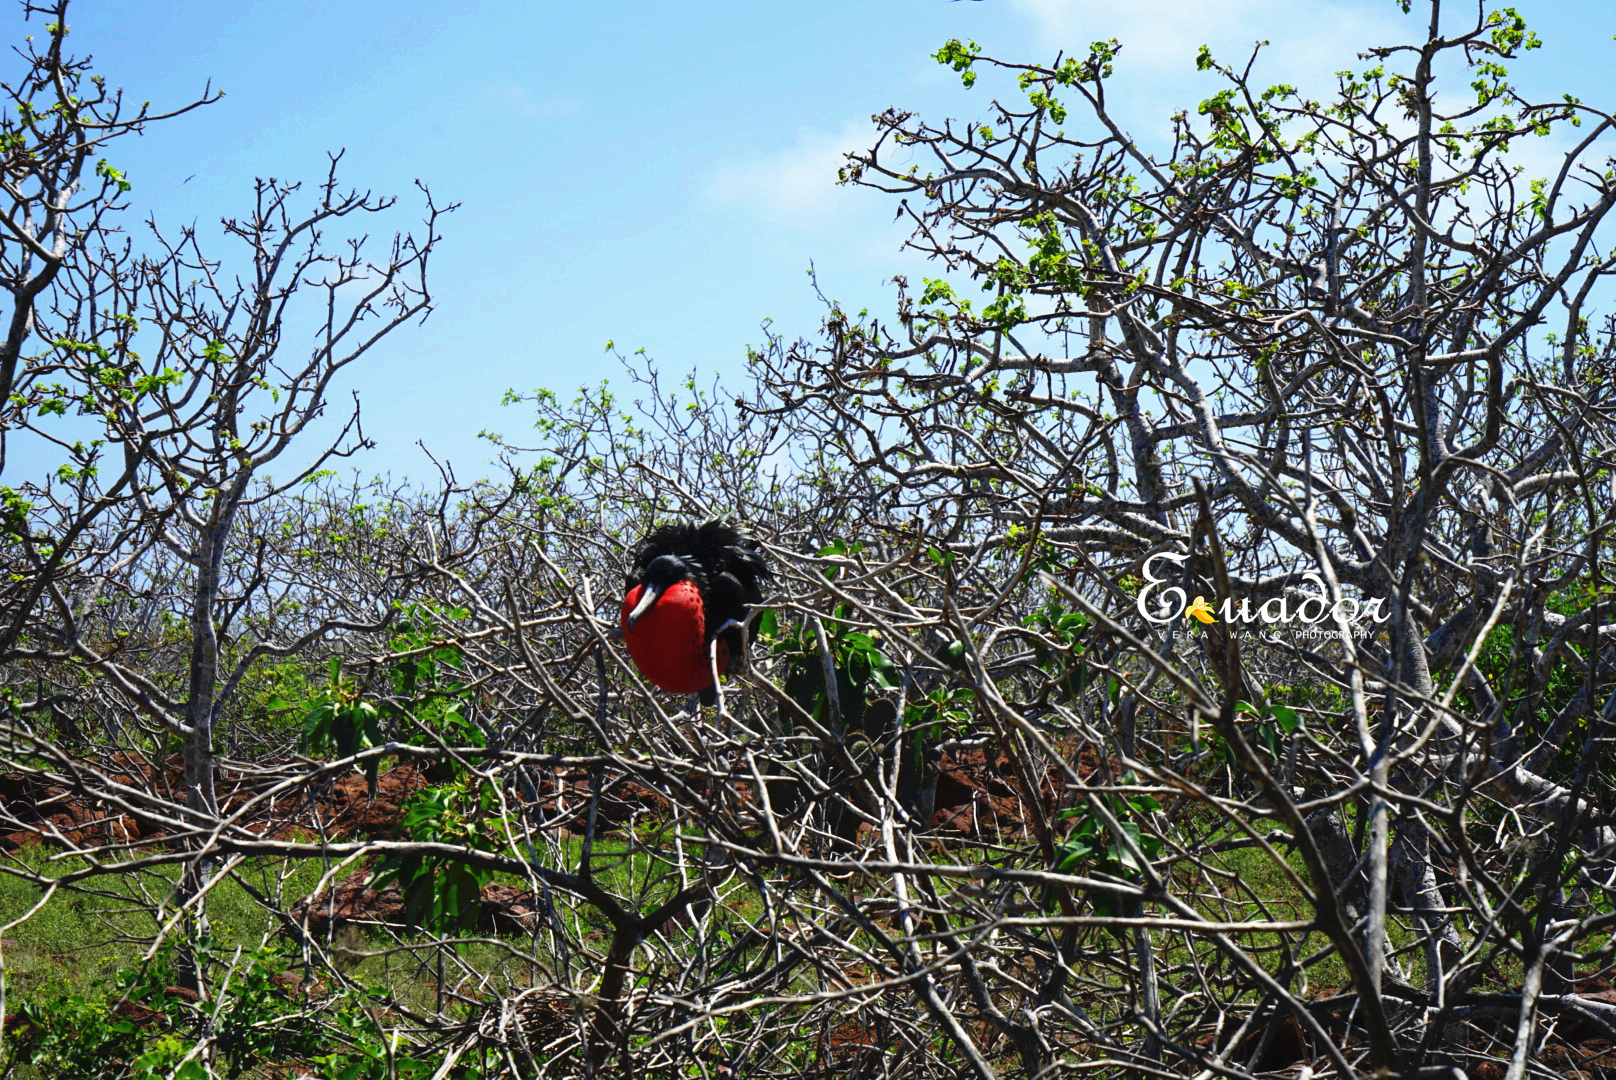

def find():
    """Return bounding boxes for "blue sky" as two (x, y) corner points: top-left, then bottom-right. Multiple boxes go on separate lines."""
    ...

(20, 0), (1614, 481)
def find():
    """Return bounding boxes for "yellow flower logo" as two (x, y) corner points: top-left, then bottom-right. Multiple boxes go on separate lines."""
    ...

(1187, 596), (1217, 624)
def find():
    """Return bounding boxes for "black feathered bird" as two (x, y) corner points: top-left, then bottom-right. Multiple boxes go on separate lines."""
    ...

(620, 519), (770, 702)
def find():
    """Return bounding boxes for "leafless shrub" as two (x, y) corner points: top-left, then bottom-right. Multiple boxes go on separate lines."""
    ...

(2, 3), (1615, 1078)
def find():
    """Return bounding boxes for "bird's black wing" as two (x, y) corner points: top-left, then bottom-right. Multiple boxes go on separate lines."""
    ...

(705, 571), (765, 677)
(689, 519), (770, 596)
(703, 572), (753, 633)
(687, 519), (771, 670)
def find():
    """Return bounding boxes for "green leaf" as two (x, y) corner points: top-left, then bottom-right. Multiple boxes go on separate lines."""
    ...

(1058, 612), (1089, 633)
(1234, 700), (1262, 716)
(1127, 794), (1163, 815)
(1269, 704), (1301, 733)
(1114, 821), (1146, 871)
(1260, 722), (1280, 758)
(301, 702), (335, 751)
(756, 607), (779, 639)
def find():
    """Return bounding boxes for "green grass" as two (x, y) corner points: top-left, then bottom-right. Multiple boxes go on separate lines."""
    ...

(0, 847), (331, 1002)
(0, 801), (1456, 1078)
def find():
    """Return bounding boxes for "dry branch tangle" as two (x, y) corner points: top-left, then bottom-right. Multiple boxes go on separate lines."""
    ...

(2, 2), (1616, 1077)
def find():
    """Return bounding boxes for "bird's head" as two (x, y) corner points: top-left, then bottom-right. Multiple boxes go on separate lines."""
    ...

(625, 553), (697, 629)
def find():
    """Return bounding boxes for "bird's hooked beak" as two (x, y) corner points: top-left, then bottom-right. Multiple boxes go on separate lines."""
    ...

(626, 581), (663, 630)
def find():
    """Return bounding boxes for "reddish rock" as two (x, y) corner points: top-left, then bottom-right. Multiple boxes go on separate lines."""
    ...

(0, 755), (686, 858)
(548, 773), (672, 834)
(480, 883), (546, 935)
(928, 746), (1056, 840)
(113, 998), (166, 1025)
(291, 868), (545, 937)
(291, 870), (405, 936)
(594, 777), (672, 829)
(269, 970), (329, 999)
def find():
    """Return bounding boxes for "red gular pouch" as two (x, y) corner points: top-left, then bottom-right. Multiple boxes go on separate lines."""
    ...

(621, 580), (732, 694)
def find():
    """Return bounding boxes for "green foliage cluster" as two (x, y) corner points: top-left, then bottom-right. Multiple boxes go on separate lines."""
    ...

(296, 604), (483, 793)
(1047, 785), (1163, 918)
(1023, 598), (1091, 699)
(5, 943), (458, 1080)
(371, 777), (505, 938)
(291, 604), (508, 940)
(767, 539), (901, 735)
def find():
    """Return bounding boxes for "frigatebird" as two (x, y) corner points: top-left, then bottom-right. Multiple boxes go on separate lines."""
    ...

(620, 519), (771, 702)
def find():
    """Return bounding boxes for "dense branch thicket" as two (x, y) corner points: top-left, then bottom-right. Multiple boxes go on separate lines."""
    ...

(1, 2), (1614, 1078)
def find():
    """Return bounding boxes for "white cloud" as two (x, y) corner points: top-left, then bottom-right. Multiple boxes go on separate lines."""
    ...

(488, 82), (582, 121)
(1007, 0), (1405, 92)
(703, 119), (880, 225)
